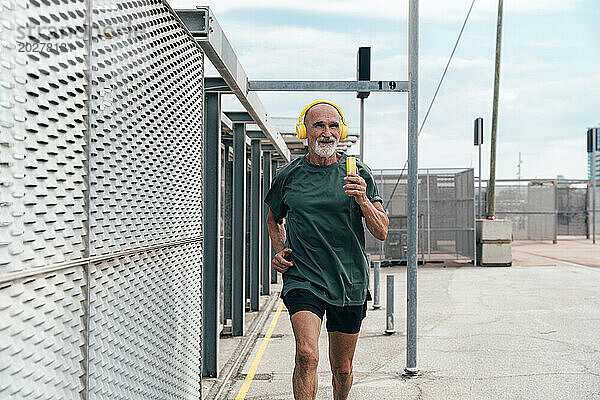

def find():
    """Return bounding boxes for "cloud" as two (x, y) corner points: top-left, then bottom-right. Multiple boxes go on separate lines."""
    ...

(171, 0), (589, 21)
(181, 0), (596, 180)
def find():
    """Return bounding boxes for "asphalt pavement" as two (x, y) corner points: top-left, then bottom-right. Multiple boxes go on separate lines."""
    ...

(213, 240), (600, 399)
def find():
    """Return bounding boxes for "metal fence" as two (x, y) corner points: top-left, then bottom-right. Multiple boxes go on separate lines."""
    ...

(476, 180), (599, 241)
(366, 168), (475, 263)
(557, 184), (588, 236)
(587, 185), (600, 238)
(1, 1), (204, 398)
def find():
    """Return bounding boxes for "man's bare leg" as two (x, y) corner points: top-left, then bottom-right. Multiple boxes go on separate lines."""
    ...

(328, 332), (359, 400)
(291, 311), (322, 400)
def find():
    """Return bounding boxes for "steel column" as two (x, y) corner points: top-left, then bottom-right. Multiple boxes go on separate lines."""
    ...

(405, 0), (419, 376)
(271, 158), (279, 284)
(250, 139), (262, 311)
(593, 148), (597, 244)
(246, 166), (251, 307)
(380, 169), (385, 261)
(232, 123), (247, 336)
(478, 142), (482, 218)
(360, 98), (365, 161)
(223, 142), (233, 324)
(262, 151), (272, 294)
(202, 92), (221, 377)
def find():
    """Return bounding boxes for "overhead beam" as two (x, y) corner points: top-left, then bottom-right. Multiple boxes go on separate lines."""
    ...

(205, 77), (233, 93)
(224, 111), (255, 124)
(246, 130), (267, 139)
(176, 7), (290, 162)
(248, 80), (409, 93)
(261, 144), (276, 151)
(221, 112), (233, 133)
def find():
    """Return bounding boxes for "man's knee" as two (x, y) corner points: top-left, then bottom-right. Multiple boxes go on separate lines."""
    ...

(295, 345), (319, 371)
(332, 364), (352, 380)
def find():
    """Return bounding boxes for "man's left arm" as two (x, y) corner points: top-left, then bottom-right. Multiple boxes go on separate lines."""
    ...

(343, 173), (389, 241)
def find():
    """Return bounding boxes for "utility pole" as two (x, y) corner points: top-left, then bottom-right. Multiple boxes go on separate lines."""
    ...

(487, 0), (503, 218)
(517, 152), (522, 182)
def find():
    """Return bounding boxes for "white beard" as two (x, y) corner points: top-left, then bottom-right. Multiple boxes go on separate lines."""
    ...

(313, 138), (338, 158)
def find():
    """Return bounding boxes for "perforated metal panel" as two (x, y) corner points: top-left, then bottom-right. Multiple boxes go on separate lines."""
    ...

(88, 0), (204, 257)
(0, 268), (86, 399)
(88, 243), (203, 399)
(1, 0), (204, 397)
(0, 0), (89, 273)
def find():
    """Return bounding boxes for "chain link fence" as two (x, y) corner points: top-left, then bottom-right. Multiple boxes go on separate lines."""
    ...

(557, 184), (588, 236)
(476, 180), (598, 241)
(367, 168), (475, 263)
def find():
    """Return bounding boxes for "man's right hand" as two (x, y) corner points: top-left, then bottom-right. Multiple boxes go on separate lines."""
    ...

(272, 248), (293, 273)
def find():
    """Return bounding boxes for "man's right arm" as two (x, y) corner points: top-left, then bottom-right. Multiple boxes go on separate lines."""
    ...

(266, 210), (293, 273)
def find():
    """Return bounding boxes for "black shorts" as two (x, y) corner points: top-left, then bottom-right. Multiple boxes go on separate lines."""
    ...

(282, 289), (367, 334)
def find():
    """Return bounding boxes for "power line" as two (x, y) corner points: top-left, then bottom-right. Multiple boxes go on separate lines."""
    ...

(385, 0), (477, 209)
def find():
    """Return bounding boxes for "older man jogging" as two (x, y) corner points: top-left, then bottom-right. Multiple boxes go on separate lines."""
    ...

(265, 101), (389, 400)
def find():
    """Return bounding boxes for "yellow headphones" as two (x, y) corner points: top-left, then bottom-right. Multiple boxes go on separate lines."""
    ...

(295, 101), (348, 140)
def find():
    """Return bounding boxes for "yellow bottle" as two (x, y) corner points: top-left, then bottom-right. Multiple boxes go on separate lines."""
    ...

(346, 156), (357, 175)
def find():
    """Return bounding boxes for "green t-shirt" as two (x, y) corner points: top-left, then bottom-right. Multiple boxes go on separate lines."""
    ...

(264, 154), (382, 306)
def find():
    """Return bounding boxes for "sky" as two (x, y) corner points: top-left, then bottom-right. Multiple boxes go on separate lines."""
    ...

(170, 0), (600, 179)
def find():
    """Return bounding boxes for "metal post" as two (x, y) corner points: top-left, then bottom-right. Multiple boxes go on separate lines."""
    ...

(426, 169), (431, 260)
(250, 139), (261, 311)
(487, 0), (504, 218)
(588, 128), (597, 244)
(405, 0), (419, 376)
(454, 179), (459, 260)
(373, 261), (381, 309)
(232, 123), (247, 336)
(360, 98), (365, 161)
(223, 142), (233, 325)
(385, 274), (395, 334)
(473, 174), (477, 266)
(262, 151), (272, 295)
(380, 169), (385, 261)
(202, 92), (221, 377)
(593, 146), (597, 244)
(271, 158), (279, 284)
(246, 167), (251, 307)
(478, 142), (482, 218)
(553, 180), (558, 244)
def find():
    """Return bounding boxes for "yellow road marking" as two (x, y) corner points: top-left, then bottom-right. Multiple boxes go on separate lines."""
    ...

(235, 301), (285, 400)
